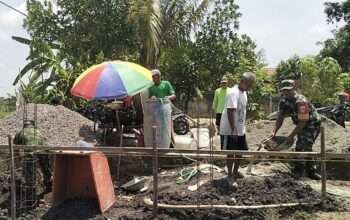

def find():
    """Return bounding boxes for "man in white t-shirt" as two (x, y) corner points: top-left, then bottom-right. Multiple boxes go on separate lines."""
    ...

(220, 72), (256, 186)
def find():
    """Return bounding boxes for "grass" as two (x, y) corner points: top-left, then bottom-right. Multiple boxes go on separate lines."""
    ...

(264, 208), (280, 220)
(264, 210), (316, 220)
(264, 210), (350, 220)
(0, 110), (11, 119)
(315, 212), (350, 220)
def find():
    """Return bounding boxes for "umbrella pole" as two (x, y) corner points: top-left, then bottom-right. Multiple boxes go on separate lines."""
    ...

(117, 124), (124, 184)
(114, 110), (122, 145)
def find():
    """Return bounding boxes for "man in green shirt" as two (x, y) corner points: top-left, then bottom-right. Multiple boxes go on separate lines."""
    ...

(149, 69), (176, 100)
(148, 69), (176, 148)
(332, 91), (349, 128)
(212, 76), (229, 147)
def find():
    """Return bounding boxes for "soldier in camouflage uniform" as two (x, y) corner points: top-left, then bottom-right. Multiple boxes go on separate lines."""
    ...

(272, 80), (321, 180)
(331, 92), (349, 128)
(13, 120), (52, 195)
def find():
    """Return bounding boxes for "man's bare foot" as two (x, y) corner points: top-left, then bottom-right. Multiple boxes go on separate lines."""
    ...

(231, 181), (238, 189)
(226, 175), (238, 189)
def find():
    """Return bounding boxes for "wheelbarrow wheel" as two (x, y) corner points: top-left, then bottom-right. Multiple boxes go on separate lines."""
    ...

(173, 117), (189, 135)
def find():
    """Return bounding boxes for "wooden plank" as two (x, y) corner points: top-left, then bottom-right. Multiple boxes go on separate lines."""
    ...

(0, 144), (349, 160)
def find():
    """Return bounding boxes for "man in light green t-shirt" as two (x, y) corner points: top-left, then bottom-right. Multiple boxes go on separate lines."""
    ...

(212, 77), (228, 128)
(149, 69), (176, 100)
(212, 76), (228, 148)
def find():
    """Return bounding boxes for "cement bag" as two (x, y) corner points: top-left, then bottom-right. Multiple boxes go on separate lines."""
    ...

(191, 128), (210, 149)
(174, 135), (193, 149)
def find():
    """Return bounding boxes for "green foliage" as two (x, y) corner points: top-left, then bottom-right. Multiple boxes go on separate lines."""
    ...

(248, 68), (275, 116)
(318, 57), (342, 103)
(159, 44), (198, 111)
(15, 0), (265, 115)
(24, 0), (139, 65)
(0, 96), (16, 119)
(130, 0), (211, 67)
(275, 55), (302, 81)
(15, 0), (142, 108)
(298, 56), (320, 101)
(339, 72), (350, 92)
(159, 0), (262, 112)
(275, 56), (342, 105)
(17, 0), (212, 106)
(320, 1), (350, 70)
(193, 0), (257, 89)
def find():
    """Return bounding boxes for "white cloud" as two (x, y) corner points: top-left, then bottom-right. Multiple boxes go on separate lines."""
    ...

(307, 24), (333, 39)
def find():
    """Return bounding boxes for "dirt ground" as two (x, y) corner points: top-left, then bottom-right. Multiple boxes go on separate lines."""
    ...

(1, 109), (350, 219)
(1, 162), (348, 220)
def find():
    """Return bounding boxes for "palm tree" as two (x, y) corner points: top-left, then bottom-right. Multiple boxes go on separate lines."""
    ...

(129, 0), (212, 68)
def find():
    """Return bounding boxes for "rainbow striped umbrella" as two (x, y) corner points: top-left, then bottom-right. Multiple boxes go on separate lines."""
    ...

(71, 61), (153, 100)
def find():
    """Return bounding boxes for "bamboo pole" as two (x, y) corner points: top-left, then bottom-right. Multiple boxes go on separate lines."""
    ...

(116, 125), (124, 185)
(1, 143), (350, 161)
(8, 135), (16, 220)
(0, 145), (323, 158)
(144, 197), (319, 210)
(152, 126), (158, 217)
(321, 126), (327, 206)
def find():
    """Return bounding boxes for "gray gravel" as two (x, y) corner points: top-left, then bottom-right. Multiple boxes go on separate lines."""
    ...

(0, 104), (96, 146)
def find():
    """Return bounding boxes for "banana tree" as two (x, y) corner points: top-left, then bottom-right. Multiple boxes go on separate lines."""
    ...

(12, 36), (78, 105)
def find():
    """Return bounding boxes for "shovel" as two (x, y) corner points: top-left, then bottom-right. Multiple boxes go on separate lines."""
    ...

(246, 137), (273, 175)
(247, 136), (291, 175)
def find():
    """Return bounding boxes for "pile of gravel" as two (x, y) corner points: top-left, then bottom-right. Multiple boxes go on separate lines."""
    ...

(0, 104), (96, 146)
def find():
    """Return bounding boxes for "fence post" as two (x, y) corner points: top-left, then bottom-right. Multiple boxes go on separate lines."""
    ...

(320, 126), (327, 207)
(269, 96), (273, 113)
(8, 135), (16, 220)
(152, 126), (158, 217)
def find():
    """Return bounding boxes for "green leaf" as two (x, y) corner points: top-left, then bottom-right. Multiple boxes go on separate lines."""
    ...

(13, 58), (46, 85)
(12, 36), (31, 45)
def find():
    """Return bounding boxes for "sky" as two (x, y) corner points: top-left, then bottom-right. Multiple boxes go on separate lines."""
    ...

(236, 0), (339, 66)
(0, 0), (342, 96)
(0, 0), (27, 97)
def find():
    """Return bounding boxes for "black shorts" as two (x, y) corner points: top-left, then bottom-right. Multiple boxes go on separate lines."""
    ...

(215, 113), (222, 127)
(222, 135), (248, 151)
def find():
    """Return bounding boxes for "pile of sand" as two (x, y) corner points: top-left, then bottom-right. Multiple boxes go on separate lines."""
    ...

(246, 117), (350, 153)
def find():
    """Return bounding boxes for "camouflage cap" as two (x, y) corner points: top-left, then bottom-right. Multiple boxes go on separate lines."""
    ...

(279, 79), (295, 91)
